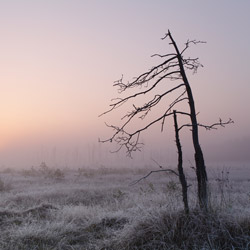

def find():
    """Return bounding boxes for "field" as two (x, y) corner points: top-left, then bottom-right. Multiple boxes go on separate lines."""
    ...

(0, 165), (250, 249)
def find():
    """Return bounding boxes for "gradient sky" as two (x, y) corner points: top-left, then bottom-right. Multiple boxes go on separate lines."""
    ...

(1, 1), (250, 168)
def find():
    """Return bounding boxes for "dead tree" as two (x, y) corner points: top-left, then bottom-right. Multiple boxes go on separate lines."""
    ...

(100, 30), (233, 211)
(173, 110), (189, 214)
(167, 31), (209, 210)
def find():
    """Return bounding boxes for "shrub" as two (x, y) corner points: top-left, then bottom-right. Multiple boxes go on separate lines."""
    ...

(0, 177), (11, 192)
(53, 169), (65, 180)
(38, 162), (65, 180)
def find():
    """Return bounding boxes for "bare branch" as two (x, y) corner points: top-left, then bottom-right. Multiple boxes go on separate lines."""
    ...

(130, 169), (179, 186)
(182, 57), (204, 74)
(161, 31), (170, 40)
(99, 71), (182, 118)
(151, 53), (176, 58)
(116, 56), (178, 91)
(198, 118), (234, 130)
(178, 118), (234, 131)
(181, 39), (206, 55)
(100, 108), (192, 157)
(151, 158), (163, 168)
(161, 90), (188, 131)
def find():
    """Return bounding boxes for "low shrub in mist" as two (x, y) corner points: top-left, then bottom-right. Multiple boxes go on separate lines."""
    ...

(0, 178), (5, 191)
(21, 166), (38, 177)
(20, 162), (65, 180)
(39, 162), (65, 180)
(0, 167), (13, 174)
(0, 177), (12, 192)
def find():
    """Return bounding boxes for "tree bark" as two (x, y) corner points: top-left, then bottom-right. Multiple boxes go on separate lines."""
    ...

(168, 31), (208, 211)
(173, 110), (189, 214)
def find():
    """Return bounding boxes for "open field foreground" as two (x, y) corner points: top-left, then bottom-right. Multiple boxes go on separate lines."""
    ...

(0, 166), (250, 250)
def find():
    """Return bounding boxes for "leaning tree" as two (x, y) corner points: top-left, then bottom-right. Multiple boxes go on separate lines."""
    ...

(100, 30), (232, 211)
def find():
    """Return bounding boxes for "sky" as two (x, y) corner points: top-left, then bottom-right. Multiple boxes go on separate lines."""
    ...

(0, 0), (250, 169)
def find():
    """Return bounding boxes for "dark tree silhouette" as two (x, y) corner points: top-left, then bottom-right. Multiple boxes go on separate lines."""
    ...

(173, 110), (189, 214)
(100, 30), (233, 211)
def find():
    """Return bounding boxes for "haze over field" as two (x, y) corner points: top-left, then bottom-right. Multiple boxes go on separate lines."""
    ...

(1, 1), (250, 168)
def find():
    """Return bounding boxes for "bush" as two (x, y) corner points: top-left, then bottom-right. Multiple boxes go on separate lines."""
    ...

(0, 178), (4, 191)
(0, 177), (11, 192)
(21, 166), (38, 177)
(38, 162), (65, 180)
(53, 169), (65, 180)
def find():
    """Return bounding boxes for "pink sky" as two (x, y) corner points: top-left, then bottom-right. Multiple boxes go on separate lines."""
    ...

(1, 1), (250, 168)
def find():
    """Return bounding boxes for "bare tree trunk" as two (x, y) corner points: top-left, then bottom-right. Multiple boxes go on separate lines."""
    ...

(168, 31), (208, 211)
(173, 110), (189, 214)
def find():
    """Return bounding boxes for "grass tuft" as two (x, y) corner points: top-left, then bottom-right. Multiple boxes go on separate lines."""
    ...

(109, 209), (250, 249)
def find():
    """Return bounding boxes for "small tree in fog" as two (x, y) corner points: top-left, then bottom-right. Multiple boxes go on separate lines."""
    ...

(100, 30), (232, 211)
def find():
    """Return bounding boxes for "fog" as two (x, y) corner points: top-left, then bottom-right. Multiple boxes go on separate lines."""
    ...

(1, 1), (250, 169)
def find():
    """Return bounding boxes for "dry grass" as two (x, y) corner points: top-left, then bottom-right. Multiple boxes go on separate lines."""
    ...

(0, 166), (249, 249)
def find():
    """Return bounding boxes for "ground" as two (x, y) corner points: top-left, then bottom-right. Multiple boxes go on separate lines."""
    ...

(0, 165), (249, 249)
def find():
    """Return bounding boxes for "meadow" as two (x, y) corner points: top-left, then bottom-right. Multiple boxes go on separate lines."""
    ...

(0, 164), (249, 249)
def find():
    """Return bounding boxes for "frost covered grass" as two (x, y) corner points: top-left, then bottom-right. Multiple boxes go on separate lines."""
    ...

(0, 166), (249, 249)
